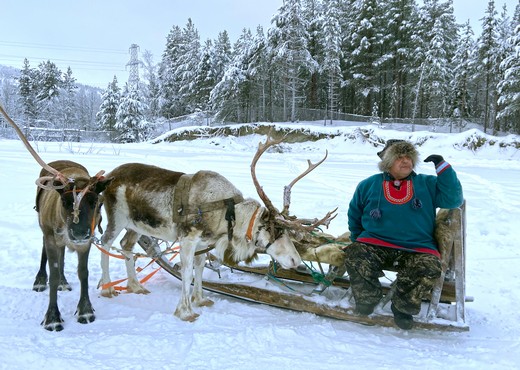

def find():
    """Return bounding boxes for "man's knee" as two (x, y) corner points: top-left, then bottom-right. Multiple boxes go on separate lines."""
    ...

(343, 242), (372, 266)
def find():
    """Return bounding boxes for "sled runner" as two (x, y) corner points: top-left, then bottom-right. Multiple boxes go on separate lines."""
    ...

(137, 201), (470, 332)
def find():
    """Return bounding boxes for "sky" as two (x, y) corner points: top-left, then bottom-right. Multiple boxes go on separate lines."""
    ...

(0, 0), (517, 88)
(1, 122), (520, 368)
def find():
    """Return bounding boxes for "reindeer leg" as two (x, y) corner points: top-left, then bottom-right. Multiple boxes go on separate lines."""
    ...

(32, 241), (48, 292)
(192, 251), (213, 308)
(121, 230), (150, 294)
(76, 245), (95, 324)
(99, 224), (122, 297)
(42, 240), (64, 331)
(174, 233), (200, 322)
(57, 245), (71, 291)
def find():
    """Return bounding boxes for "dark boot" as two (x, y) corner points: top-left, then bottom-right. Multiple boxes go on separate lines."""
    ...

(391, 303), (414, 330)
(355, 303), (376, 316)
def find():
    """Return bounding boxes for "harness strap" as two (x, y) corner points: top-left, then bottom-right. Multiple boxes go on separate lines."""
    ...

(246, 207), (261, 242)
(195, 245), (215, 256)
(224, 198), (236, 241)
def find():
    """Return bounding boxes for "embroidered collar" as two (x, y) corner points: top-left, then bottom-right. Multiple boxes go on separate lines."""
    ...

(383, 179), (413, 204)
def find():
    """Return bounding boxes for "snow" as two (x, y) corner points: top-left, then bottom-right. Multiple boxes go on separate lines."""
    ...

(1, 123), (520, 370)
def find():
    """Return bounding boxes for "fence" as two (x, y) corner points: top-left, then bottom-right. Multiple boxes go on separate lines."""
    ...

(1, 110), (485, 143)
(0, 126), (113, 142)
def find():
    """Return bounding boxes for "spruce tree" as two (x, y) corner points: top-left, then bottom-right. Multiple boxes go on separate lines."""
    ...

(159, 25), (184, 118)
(18, 58), (38, 124)
(96, 76), (121, 132)
(497, 9), (520, 133)
(476, 0), (500, 133)
(115, 87), (148, 143)
(451, 22), (476, 123)
(177, 18), (202, 113)
(268, 0), (317, 121)
(321, 0), (343, 122)
(61, 67), (78, 129)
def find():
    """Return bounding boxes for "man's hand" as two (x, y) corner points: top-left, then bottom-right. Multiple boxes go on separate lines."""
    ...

(424, 154), (444, 166)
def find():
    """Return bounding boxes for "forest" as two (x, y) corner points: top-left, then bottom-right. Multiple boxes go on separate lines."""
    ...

(1, 0), (520, 142)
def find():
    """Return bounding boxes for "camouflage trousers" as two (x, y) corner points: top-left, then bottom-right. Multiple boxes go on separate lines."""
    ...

(344, 242), (442, 315)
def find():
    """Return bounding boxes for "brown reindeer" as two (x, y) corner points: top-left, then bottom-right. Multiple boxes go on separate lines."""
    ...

(99, 139), (335, 321)
(34, 160), (112, 331)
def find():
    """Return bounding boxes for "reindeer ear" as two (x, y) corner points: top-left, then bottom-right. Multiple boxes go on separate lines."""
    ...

(93, 176), (114, 194)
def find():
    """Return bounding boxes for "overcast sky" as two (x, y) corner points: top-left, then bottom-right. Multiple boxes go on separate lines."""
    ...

(0, 0), (517, 88)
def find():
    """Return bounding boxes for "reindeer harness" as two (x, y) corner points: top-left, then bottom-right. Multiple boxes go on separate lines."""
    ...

(172, 174), (244, 240)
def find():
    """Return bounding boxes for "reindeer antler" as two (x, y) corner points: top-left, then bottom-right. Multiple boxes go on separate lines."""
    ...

(282, 150), (328, 216)
(251, 135), (337, 234)
(0, 104), (71, 188)
(250, 135), (284, 216)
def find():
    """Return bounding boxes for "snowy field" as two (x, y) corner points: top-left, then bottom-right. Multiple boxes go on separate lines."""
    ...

(1, 124), (519, 370)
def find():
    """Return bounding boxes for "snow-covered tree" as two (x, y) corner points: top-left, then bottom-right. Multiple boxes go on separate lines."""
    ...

(494, 3), (515, 133)
(210, 28), (254, 122)
(60, 66), (78, 129)
(451, 21), (476, 121)
(211, 31), (233, 86)
(476, 0), (500, 133)
(96, 76), (121, 132)
(268, 0), (318, 121)
(380, 0), (418, 118)
(192, 39), (214, 111)
(18, 58), (38, 124)
(36, 60), (62, 102)
(497, 14), (520, 133)
(321, 0), (343, 122)
(141, 50), (161, 120)
(115, 87), (149, 143)
(300, 0), (324, 109)
(417, 0), (458, 119)
(159, 25), (183, 118)
(34, 60), (63, 126)
(176, 18), (202, 113)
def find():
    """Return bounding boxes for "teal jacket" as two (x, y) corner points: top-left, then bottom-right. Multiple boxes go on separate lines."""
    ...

(347, 161), (463, 257)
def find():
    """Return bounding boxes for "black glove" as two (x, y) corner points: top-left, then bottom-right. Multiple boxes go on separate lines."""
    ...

(424, 154), (444, 166)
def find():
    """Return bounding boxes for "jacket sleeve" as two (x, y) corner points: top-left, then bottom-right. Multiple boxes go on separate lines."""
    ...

(434, 161), (464, 209)
(347, 183), (365, 241)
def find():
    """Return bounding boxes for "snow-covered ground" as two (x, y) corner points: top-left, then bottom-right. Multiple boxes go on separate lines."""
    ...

(1, 124), (519, 370)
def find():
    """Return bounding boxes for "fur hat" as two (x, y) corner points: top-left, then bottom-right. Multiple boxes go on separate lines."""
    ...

(377, 140), (419, 172)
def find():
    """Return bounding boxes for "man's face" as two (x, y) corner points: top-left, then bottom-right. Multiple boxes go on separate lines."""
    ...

(389, 156), (413, 180)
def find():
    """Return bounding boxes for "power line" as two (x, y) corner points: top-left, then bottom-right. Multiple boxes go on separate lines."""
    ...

(0, 40), (127, 55)
(0, 53), (125, 69)
(0, 39), (143, 87)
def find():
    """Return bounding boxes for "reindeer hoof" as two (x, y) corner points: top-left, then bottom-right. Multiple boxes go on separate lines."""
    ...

(32, 283), (47, 292)
(184, 313), (199, 322)
(100, 289), (119, 298)
(77, 313), (96, 324)
(193, 298), (214, 307)
(42, 311), (64, 331)
(44, 322), (64, 331)
(58, 282), (72, 291)
(174, 309), (199, 322)
(126, 285), (151, 294)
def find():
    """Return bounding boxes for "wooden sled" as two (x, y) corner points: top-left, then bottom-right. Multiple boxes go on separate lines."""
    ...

(137, 202), (470, 332)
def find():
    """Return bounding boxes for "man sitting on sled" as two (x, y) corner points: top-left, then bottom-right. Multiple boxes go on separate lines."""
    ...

(344, 140), (463, 330)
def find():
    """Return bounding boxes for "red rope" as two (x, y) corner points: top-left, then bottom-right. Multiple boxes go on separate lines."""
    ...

(95, 242), (180, 291)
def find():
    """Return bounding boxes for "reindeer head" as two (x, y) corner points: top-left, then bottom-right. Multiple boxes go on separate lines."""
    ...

(38, 170), (113, 245)
(250, 136), (337, 264)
